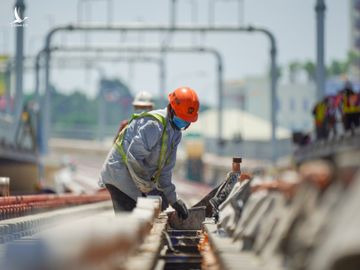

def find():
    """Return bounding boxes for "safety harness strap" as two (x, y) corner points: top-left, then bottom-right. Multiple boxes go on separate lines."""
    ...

(114, 112), (168, 184)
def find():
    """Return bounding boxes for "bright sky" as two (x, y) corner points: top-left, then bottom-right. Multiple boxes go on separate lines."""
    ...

(0, 0), (350, 105)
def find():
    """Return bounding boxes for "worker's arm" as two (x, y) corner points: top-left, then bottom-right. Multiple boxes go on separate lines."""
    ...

(156, 133), (182, 205)
(113, 120), (128, 143)
(126, 120), (162, 188)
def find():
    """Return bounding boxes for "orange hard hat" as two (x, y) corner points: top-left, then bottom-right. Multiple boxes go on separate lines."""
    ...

(168, 87), (200, 122)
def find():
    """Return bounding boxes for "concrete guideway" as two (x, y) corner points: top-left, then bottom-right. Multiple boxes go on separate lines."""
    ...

(0, 193), (110, 221)
(0, 201), (112, 244)
(0, 196), (166, 270)
(294, 128), (360, 164)
(200, 161), (360, 270)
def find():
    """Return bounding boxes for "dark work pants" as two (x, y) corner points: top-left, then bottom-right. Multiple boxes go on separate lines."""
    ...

(344, 113), (360, 131)
(105, 184), (136, 213)
(105, 184), (170, 213)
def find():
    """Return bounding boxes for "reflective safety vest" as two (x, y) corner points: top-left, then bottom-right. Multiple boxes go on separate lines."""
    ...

(114, 112), (168, 184)
(315, 102), (327, 126)
(342, 94), (360, 114)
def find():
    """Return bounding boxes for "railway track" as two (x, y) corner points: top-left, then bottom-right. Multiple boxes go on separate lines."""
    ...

(0, 152), (359, 270)
(0, 192), (211, 270)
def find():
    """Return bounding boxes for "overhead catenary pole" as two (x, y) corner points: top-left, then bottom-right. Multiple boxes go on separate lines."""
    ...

(43, 37), (51, 154)
(56, 46), (224, 151)
(41, 23), (278, 160)
(36, 48), (165, 150)
(256, 28), (278, 162)
(14, 0), (25, 106)
(270, 35), (277, 162)
(34, 51), (44, 153)
(216, 49), (224, 149)
(315, 0), (326, 101)
(11, 0), (26, 147)
(40, 43), (224, 154)
(35, 51), (165, 99)
(4, 61), (12, 115)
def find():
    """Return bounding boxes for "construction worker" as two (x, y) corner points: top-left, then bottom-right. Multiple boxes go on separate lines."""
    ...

(100, 87), (200, 220)
(312, 97), (328, 140)
(341, 82), (360, 132)
(114, 91), (155, 141)
(132, 91), (155, 113)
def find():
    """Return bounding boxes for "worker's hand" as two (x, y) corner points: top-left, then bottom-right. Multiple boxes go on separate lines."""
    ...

(172, 199), (189, 220)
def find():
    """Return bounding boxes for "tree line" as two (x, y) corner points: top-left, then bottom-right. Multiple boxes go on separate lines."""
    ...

(281, 50), (360, 83)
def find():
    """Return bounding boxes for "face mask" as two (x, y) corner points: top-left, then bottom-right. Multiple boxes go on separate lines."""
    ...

(134, 108), (146, 114)
(172, 115), (190, 130)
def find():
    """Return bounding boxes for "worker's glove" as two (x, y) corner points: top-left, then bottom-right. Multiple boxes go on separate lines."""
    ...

(172, 199), (189, 220)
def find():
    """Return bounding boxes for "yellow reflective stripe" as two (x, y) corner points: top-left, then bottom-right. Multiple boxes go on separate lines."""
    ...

(315, 103), (326, 122)
(114, 112), (168, 184)
(114, 127), (128, 164)
(143, 112), (167, 126)
(343, 96), (360, 113)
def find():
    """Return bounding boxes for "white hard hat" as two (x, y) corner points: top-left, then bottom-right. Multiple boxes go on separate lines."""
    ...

(132, 91), (154, 107)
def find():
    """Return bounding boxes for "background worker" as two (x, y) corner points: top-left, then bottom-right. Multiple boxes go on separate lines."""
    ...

(340, 82), (360, 132)
(114, 91), (154, 142)
(132, 91), (155, 113)
(100, 87), (200, 220)
(312, 97), (328, 140)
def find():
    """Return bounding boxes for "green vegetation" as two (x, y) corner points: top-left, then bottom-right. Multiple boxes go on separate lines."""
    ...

(285, 50), (360, 83)
(51, 89), (98, 127)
